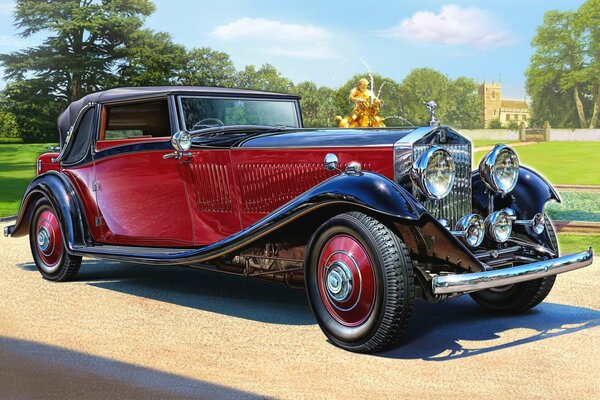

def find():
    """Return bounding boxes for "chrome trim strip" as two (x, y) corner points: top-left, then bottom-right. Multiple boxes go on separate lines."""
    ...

(432, 248), (593, 295)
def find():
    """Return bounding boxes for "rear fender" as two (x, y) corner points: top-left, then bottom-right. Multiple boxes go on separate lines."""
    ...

(7, 171), (91, 249)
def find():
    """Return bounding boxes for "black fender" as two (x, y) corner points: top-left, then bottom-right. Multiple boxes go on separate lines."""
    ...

(6, 171), (91, 249)
(473, 166), (561, 247)
(60, 171), (484, 272)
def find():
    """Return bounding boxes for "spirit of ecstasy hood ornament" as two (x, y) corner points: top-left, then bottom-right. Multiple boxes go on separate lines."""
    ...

(423, 100), (439, 127)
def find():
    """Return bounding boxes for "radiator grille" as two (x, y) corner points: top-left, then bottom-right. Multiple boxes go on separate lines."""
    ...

(412, 144), (472, 227)
(189, 163), (233, 212)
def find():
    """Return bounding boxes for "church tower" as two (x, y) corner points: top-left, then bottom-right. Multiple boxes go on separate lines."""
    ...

(479, 82), (502, 128)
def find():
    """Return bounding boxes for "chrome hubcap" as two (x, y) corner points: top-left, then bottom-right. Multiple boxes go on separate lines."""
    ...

(326, 261), (353, 302)
(37, 227), (51, 252)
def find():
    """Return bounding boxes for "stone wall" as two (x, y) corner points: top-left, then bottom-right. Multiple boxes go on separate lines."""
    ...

(549, 129), (600, 141)
(459, 129), (519, 141)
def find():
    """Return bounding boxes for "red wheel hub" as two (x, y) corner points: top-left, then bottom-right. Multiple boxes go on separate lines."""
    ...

(35, 209), (63, 268)
(317, 234), (376, 326)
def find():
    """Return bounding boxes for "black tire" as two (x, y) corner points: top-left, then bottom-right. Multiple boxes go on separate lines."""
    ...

(305, 212), (414, 353)
(29, 198), (81, 282)
(469, 215), (558, 313)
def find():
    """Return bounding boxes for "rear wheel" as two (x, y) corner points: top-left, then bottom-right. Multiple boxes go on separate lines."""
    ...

(29, 198), (81, 282)
(306, 212), (414, 353)
(470, 215), (558, 313)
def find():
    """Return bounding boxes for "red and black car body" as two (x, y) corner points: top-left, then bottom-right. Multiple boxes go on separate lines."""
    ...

(5, 87), (593, 353)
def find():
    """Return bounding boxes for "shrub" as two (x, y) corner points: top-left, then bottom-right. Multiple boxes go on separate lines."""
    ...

(505, 120), (519, 130)
(0, 137), (24, 144)
(0, 110), (19, 139)
(488, 118), (502, 129)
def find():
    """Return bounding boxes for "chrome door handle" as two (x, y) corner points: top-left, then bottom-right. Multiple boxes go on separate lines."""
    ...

(163, 151), (193, 160)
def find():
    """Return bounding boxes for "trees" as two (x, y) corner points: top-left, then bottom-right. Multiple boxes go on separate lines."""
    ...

(179, 48), (237, 87)
(445, 77), (482, 129)
(398, 68), (451, 126)
(235, 64), (294, 93)
(291, 82), (335, 128)
(0, 0), (155, 103)
(526, 1), (600, 128)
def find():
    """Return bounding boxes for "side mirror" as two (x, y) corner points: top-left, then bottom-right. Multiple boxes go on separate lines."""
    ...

(171, 130), (192, 151)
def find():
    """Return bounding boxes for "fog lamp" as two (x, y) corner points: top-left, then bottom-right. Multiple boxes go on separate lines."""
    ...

(485, 210), (513, 243)
(455, 214), (485, 247)
(532, 213), (546, 235)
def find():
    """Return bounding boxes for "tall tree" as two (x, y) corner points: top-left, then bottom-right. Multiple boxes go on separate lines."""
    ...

(526, 4), (599, 128)
(117, 29), (186, 87)
(179, 47), (237, 87)
(0, 0), (155, 102)
(445, 77), (483, 129)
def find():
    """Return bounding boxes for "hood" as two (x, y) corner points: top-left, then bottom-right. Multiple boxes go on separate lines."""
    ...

(237, 127), (440, 148)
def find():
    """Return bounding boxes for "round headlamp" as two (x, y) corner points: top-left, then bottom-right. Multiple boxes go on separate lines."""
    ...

(485, 210), (513, 243)
(172, 130), (192, 151)
(411, 147), (456, 200)
(479, 144), (519, 194)
(455, 214), (485, 247)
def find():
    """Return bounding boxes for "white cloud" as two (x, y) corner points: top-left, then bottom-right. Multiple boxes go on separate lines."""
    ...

(0, 2), (14, 15)
(211, 18), (335, 59)
(378, 4), (515, 49)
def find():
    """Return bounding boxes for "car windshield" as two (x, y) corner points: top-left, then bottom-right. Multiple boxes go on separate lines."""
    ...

(179, 97), (300, 131)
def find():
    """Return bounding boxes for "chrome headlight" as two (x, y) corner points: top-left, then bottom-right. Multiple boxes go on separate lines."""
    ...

(411, 147), (456, 200)
(455, 214), (485, 247)
(531, 213), (546, 235)
(485, 210), (513, 243)
(172, 130), (192, 151)
(479, 144), (519, 194)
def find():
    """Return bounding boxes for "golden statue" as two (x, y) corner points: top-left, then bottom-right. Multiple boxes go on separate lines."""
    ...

(335, 78), (385, 128)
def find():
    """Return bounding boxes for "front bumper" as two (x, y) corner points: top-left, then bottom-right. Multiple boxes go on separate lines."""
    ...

(432, 248), (593, 295)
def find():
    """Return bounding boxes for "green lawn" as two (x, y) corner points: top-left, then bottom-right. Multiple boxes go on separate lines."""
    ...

(471, 139), (519, 148)
(474, 142), (600, 185)
(0, 144), (56, 217)
(557, 233), (599, 254)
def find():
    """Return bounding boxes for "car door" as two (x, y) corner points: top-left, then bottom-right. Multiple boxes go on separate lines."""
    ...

(92, 98), (194, 247)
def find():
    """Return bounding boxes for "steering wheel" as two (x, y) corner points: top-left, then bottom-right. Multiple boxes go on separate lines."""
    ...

(193, 118), (225, 129)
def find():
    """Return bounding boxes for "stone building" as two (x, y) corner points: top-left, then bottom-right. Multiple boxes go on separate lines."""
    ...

(479, 82), (529, 128)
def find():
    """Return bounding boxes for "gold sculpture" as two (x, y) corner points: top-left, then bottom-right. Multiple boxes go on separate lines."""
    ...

(335, 78), (385, 128)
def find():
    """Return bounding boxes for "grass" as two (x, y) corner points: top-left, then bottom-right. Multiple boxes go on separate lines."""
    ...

(557, 233), (599, 254)
(474, 141), (600, 185)
(471, 139), (519, 148)
(0, 144), (56, 217)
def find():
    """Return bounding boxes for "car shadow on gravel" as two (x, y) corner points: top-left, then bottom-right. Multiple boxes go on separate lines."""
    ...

(380, 297), (600, 361)
(71, 259), (314, 326)
(0, 336), (264, 400)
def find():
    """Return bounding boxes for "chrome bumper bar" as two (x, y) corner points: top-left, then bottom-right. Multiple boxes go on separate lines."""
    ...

(432, 248), (593, 295)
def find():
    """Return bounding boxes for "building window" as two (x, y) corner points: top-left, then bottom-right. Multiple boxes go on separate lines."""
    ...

(492, 91), (496, 99)
(494, 109), (497, 116)
(523, 115), (527, 121)
(506, 114), (510, 120)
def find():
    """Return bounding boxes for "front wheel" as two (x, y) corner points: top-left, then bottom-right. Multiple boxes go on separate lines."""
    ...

(306, 212), (414, 353)
(29, 198), (81, 282)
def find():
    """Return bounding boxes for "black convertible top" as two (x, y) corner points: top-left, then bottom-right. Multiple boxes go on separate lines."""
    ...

(57, 86), (300, 147)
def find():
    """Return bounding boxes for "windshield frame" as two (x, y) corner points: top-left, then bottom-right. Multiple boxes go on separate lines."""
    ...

(176, 95), (302, 133)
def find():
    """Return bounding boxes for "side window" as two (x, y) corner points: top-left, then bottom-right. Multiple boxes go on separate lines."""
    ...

(101, 100), (171, 140)
(63, 108), (94, 165)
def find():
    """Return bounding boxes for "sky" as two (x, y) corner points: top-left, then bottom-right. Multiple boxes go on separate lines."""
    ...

(0, 0), (587, 99)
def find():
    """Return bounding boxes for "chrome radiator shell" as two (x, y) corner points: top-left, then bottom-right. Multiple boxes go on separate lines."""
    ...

(393, 127), (473, 227)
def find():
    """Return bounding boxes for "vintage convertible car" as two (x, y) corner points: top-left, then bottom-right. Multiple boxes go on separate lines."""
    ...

(4, 86), (593, 353)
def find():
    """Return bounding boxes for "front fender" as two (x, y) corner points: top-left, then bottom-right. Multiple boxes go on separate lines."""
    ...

(6, 171), (90, 249)
(473, 166), (561, 246)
